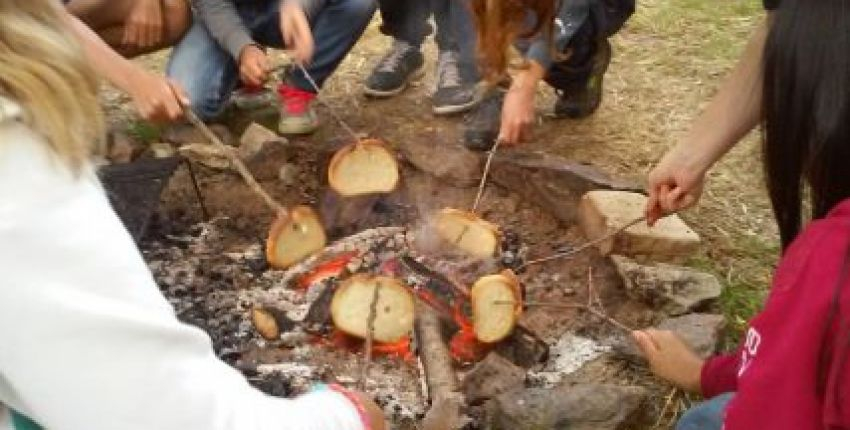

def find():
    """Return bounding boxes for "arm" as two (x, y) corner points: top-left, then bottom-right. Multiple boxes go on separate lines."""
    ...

(646, 17), (770, 223)
(0, 120), (375, 430)
(64, 12), (188, 121)
(192, 0), (254, 61)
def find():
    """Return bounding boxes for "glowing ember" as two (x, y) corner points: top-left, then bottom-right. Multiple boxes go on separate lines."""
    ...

(325, 329), (413, 361)
(297, 252), (357, 290)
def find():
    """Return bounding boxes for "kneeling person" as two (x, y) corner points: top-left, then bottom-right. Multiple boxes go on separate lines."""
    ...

(168, 0), (376, 135)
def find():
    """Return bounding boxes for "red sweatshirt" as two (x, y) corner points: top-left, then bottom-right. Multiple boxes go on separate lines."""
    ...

(701, 198), (850, 429)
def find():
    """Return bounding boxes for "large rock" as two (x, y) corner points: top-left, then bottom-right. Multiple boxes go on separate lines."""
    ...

(487, 383), (646, 430)
(490, 151), (642, 224)
(462, 352), (525, 404)
(178, 143), (231, 170)
(239, 122), (285, 161)
(578, 191), (700, 261)
(397, 133), (483, 186)
(611, 255), (723, 315)
(616, 313), (726, 362)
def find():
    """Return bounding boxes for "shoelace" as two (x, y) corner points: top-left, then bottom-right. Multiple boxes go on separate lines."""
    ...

(278, 85), (315, 114)
(436, 50), (461, 88)
(377, 40), (413, 73)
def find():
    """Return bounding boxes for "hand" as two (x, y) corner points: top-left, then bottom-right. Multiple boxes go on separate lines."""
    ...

(632, 329), (704, 393)
(127, 68), (190, 122)
(123, 0), (164, 50)
(498, 83), (536, 145)
(351, 391), (387, 430)
(280, 1), (315, 65)
(239, 45), (270, 87)
(645, 147), (707, 225)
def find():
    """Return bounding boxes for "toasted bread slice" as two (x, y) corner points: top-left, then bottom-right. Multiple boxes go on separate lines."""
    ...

(266, 206), (327, 269)
(470, 270), (522, 343)
(435, 208), (501, 258)
(250, 307), (294, 341)
(331, 274), (415, 343)
(328, 139), (400, 197)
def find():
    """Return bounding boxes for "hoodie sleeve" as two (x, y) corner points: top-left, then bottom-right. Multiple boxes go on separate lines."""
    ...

(0, 116), (364, 430)
(524, 0), (591, 69)
(192, 0), (254, 60)
(700, 352), (742, 399)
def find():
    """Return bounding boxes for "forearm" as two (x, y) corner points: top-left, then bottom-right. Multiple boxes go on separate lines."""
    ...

(64, 12), (141, 93)
(671, 18), (770, 175)
(192, 0), (254, 60)
(510, 60), (547, 97)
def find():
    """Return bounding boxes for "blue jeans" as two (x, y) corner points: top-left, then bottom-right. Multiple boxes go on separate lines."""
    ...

(676, 393), (735, 430)
(167, 0), (375, 120)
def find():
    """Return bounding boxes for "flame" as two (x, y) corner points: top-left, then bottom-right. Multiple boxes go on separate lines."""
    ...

(297, 252), (357, 290)
(325, 329), (413, 361)
(449, 301), (490, 363)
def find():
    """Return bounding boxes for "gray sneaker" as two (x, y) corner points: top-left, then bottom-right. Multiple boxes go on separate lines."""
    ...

(432, 50), (479, 115)
(364, 39), (425, 98)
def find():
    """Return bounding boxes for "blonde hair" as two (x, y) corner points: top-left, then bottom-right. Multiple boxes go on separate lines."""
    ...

(0, 0), (104, 172)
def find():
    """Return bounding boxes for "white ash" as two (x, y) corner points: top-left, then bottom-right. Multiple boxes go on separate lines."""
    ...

(528, 333), (610, 388)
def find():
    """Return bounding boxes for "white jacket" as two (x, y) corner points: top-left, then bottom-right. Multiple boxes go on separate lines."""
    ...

(0, 97), (363, 430)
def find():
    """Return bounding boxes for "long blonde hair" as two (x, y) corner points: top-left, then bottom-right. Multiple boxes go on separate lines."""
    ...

(0, 0), (104, 172)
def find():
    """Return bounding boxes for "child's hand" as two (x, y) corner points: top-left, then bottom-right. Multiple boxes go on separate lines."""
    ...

(350, 391), (386, 430)
(633, 329), (705, 393)
(280, 1), (315, 65)
(239, 45), (270, 87)
(123, 0), (164, 50)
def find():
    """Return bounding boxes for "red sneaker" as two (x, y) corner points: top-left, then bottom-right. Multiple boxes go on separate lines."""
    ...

(277, 84), (319, 135)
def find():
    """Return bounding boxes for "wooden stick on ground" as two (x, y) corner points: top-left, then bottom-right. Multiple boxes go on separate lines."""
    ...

(183, 108), (286, 215)
(415, 302), (464, 430)
(358, 282), (383, 390)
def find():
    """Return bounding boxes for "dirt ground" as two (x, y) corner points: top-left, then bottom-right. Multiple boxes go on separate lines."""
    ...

(106, 0), (777, 427)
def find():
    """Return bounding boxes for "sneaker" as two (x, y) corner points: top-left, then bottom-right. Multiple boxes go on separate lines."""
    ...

(364, 39), (425, 98)
(553, 39), (612, 119)
(277, 84), (319, 135)
(231, 85), (276, 110)
(432, 50), (480, 115)
(463, 88), (505, 151)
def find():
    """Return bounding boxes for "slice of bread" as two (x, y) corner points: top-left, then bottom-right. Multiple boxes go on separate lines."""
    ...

(328, 139), (400, 197)
(266, 206), (327, 269)
(435, 208), (501, 259)
(470, 270), (522, 343)
(331, 274), (415, 343)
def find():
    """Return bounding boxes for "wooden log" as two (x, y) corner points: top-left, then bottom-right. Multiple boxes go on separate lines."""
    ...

(415, 302), (464, 430)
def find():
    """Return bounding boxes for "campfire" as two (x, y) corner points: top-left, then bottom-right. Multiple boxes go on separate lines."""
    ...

(142, 124), (714, 429)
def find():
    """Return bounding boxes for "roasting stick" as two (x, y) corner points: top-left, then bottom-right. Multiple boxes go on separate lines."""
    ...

(472, 138), (502, 213)
(182, 107), (287, 215)
(519, 215), (647, 269)
(494, 300), (634, 332)
(295, 63), (361, 142)
(359, 283), (382, 390)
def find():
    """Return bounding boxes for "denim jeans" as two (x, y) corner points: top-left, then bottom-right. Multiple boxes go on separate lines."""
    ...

(167, 0), (375, 120)
(676, 393), (735, 430)
(377, 0), (479, 82)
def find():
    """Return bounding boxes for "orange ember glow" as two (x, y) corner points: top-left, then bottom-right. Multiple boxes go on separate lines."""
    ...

(449, 302), (490, 363)
(297, 252), (357, 290)
(326, 329), (413, 361)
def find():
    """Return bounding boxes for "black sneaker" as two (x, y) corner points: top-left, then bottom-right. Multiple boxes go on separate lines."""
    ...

(432, 50), (479, 115)
(553, 39), (612, 119)
(364, 39), (425, 98)
(463, 88), (505, 151)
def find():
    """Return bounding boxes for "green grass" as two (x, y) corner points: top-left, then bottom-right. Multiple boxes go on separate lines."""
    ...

(126, 120), (161, 144)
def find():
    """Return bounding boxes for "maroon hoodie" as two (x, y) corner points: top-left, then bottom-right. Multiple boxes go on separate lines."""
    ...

(701, 198), (850, 429)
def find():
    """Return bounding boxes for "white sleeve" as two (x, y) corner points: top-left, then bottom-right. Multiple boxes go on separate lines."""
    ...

(0, 119), (364, 430)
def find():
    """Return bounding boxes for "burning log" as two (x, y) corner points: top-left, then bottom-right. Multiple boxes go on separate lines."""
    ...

(415, 302), (464, 430)
(331, 275), (415, 343)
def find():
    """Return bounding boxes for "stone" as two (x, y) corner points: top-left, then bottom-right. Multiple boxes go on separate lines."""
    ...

(107, 131), (143, 164)
(239, 122), (284, 161)
(578, 191), (700, 261)
(163, 123), (234, 146)
(178, 143), (231, 170)
(277, 163), (300, 184)
(397, 132), (483, 186)
(148, 142), (177, 159)
(487, 383), (647, 430)
(462, 353), (526, 404)
(611, 255), (723, 315)
(616, 313), (726, 361)
(490, 151), (643, 224)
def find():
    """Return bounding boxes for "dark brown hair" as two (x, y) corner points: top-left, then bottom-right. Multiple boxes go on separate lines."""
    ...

(470, 0), (559, 81)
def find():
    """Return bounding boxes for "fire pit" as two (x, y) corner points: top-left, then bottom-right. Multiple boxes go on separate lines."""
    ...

(142, 127), (690, 429)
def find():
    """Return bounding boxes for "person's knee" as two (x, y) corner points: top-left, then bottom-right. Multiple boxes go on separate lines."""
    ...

(675, 393), (733, 430)
(163, 0), (193, 46)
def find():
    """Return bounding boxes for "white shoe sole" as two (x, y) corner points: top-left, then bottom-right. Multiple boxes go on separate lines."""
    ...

(432, 83), (485, 115)
(363, 65), (426, 98)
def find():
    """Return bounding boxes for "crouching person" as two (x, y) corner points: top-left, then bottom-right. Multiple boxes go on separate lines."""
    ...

(168, 0), (375, 135)
(0, 1), (384, 429)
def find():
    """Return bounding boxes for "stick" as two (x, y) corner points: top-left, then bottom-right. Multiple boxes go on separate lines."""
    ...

(472, 139), (501, 214)
(182, 108), (286, 215)
(494, 300), (635, 333)
(519, 216), (646, 269)
(415, 302), (463, 430)
(295, 63), (361, 143)
(359, 282), (382, 390)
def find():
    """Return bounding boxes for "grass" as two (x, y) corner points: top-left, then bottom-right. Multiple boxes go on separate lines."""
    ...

(126, 120), (161, 145)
